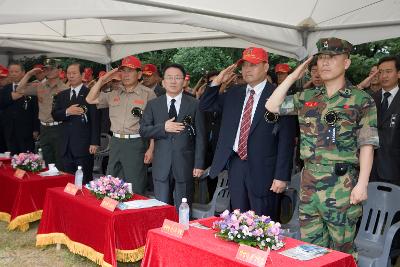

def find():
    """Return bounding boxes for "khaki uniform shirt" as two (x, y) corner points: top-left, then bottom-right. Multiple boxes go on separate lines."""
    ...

(19, 79), (68, 123)
(97, 83), (156, 135)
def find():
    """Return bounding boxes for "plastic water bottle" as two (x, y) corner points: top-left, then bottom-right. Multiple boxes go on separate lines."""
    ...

(75, 166), (83, 190)
(38, 148), (46, 168)
(179, 198), (190, 230)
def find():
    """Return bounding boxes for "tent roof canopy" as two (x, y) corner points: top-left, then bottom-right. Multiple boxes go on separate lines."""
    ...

(0, 0), (399, 63)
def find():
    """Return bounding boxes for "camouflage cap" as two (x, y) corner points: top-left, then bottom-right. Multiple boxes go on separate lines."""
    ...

(315, 37), (353, 55)
(43, 58), (61, 69)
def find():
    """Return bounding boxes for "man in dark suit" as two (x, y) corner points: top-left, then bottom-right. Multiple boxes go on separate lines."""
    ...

(371, 56), (400, 185)
(199, 47), (296, 220)
(52, 63), (100, 184)
(0, 62), (39, 155)
(140, 63), (206, 208)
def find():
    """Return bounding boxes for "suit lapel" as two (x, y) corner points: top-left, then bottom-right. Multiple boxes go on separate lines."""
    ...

(159, 94), (169, 122)
(233, 86), (247, 129)
(249, 83), (270, 135)
(78, 86), (87, 104)
(177, 94), (189, 122)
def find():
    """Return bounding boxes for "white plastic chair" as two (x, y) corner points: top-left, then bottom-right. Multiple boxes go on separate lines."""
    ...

(191, 169), (230, 219)
(355, 182), (400, 267)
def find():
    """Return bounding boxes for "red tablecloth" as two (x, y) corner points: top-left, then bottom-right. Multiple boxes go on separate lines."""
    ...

(0, 164), (74, 231)
(141, 217), (357, 267)
(36, 187), (178, 267)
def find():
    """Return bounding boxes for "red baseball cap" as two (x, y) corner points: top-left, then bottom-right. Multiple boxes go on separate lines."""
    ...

(33, 64), (44, 70)
(82, 68), (93, 82)
(237, 47), (268, 65)
(84, 67), (93, 75)
(142, 64), (158, 76)
(98, 70), (106, 79)
(0, 64), (8, 77)
(275, 63), (291, 73)
(59, 70), (65, 80)
(119, 56), (142, 70)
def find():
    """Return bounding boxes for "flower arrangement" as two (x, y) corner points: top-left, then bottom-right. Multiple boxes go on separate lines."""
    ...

(11, 152), (44, 173)
(87, 175), (132, 201)
(213, 209), (285, 250)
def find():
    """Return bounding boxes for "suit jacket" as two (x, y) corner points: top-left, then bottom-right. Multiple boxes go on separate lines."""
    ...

(51, 86), (100, 157)
(199, 83), (296, 197)
(154, 84), (166, 97)
(0, 83), (39, 139)
(372, 89), (400, 183)
(140, 93), (206, 182)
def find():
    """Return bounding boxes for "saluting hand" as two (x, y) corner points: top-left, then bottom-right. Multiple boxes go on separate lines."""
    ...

(165, 117), (185, 133)
(289, 56), (314, 81)
(66, 104), (84, 116)
(212, 64), (237, 86)
(100, 68), (119, 84)
(27, 67), (44, 77)
(357, 69), (379, 89)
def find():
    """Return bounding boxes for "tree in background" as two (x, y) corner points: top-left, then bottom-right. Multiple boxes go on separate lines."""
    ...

(14, 37), (400, 86)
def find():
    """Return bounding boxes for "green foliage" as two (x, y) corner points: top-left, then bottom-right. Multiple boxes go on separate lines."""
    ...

(137, 49), (178, 72)
(172, 47), (241, 84)
(15, 36), (400, 85)
(347, 54), (378, 84)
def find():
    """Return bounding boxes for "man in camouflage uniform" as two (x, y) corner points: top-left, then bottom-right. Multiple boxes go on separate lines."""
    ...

(266, 38), (379, 257)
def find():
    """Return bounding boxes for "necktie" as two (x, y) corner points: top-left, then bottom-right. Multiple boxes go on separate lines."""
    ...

(381, 92), (391, 116)
(71, 89), (77, 103)
(237, 90), (255, 160)
(169, 99), (177, 119)
(13, 84), (18, 92)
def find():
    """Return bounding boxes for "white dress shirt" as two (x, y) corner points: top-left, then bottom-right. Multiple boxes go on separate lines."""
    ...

(233, 80), (266, 152)
(381, 85), (399, 107)
(70, 83), (83, 99)
(166, 91), (183, 116)
(12, 82), (19, 92)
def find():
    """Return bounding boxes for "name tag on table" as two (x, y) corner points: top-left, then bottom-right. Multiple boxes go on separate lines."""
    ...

(64, 183), (79, 196)
(14, 169), (27, 179)
(161, 219), (185, 238)
(235, 244), (270, 267)
(100, 197), (119, 212)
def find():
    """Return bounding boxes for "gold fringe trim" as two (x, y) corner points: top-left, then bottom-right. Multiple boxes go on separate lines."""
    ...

(36, 233), (143, 266)
(0, 212), (11, 223)
(7, 210), (43, 232)
(116, 246), (145, 262)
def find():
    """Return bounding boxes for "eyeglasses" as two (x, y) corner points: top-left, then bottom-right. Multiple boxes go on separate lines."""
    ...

(164, 76), (184, 81)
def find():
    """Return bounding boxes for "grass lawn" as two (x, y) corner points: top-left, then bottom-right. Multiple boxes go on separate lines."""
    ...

(0, 221), (140, 267)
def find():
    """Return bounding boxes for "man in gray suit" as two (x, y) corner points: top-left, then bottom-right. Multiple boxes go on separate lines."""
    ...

(140, 63), (206, 208)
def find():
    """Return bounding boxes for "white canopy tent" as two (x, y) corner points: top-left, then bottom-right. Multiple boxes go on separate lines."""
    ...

(0, 0), (276, 64)
(118, 0), (400, 56)
(0, 0), (399, 65)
